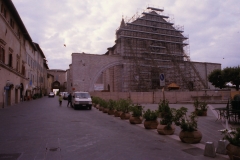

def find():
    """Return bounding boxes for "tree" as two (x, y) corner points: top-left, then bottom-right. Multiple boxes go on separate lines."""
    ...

(223, 66), (240, 91)
(208, 66), (240, 91)
(208, 69), (225, 89)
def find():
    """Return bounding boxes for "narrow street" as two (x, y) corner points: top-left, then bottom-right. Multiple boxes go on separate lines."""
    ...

(0, 97), (227, 160)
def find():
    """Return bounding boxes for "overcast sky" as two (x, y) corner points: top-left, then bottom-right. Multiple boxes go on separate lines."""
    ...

(12, 0), (240, 70)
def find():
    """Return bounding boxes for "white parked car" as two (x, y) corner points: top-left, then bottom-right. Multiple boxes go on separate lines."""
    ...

(63, 92), (69, 100)
(48, 92), (55, 97)
(72, 91), (92, 110)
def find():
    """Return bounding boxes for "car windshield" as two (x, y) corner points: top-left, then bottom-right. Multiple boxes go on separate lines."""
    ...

(75, 93), (90, 98)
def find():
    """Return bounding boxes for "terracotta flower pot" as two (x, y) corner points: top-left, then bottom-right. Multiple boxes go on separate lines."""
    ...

(129, 116), (142, 124)
(108, 110), (115, 115)
(114, 111), (123, 117)
(144, 120), (158, 129)
(102, 108), (109, 113)
(99, 106), (103, 111)
(157, 124), (175, 135)
(226, 143), (240, 160)
(95, 104), (100, 109)
(179, 130), (202, 144)
(120, 113), (130, 120)
(195, 110), (207, 116)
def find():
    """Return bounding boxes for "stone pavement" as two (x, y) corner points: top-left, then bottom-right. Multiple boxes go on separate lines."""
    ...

(0, 97), (237, 160)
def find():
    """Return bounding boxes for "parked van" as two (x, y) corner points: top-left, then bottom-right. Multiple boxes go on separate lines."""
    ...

(72, 91), (92, 110)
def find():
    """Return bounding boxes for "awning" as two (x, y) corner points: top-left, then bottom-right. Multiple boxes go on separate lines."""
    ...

(167, 83), (180, 89)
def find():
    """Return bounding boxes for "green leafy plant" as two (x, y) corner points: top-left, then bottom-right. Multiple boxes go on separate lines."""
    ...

(158, 100), (189, 130)
(92, 96), (101, 105)
(193, 99), (208, 115)
(158, 99), (170, 117)
(107, 99), (116, 111)
(174, 111), (198, 132)
(193, 98), (200, 109)
(99, 98), (108, 108)
(129, 104), (143, 117)
(158, 100), (173, 127)
(143, 109), (158, 121)
(118, 98), (132, 113)
(220, 127), (240, 147)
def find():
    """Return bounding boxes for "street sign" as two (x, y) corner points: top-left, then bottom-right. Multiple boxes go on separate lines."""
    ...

(159, 73), (165, 86)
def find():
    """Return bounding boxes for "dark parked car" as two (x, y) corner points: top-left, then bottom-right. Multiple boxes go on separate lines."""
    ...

(48, 92), (55, 97)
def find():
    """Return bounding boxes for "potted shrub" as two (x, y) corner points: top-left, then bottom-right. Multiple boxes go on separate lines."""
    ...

(143, 109), (158, 129)
(129, 104), (143, 124)
(107, 99), (116, 115)
(119, 99), (131, 120)
(102, 99), (109, 113)
(93, 97), (103, 110)
(114, 100), (123, 117)
(175, 111), (202, 144)
(157, 102), (187, 135)
(158, 99), (169, 118)
(220, 127), (240, 159)
(99, 99), (107, 112)
(92, 96), (100, 108)
(194, 99), (208, 116)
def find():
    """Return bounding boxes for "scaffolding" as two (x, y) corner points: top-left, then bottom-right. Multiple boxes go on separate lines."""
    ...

(114, 7), (206, 92)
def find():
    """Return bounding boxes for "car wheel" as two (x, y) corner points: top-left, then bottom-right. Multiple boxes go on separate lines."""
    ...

(89, 106), (92, 110)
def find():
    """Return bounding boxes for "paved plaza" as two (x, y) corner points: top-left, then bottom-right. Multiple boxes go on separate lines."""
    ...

(0, 96), (237, 160)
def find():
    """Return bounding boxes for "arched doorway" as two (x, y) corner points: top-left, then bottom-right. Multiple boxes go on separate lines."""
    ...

(52, 81), (60, 95)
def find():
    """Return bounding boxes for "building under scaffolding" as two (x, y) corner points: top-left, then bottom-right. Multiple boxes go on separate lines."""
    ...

(69, 7), (221, 92)
(104, 7), (214, 92)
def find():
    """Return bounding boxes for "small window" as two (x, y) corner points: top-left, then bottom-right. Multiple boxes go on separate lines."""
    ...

(21, 65), (25, 76)
(17, 29), (20, 38)
(8, 53), (12, 67)
(1, 3), (4, 13)
(0, 46), (5, 63)
(3, 8), (7, 18)
(10, 18), (14, 29)
(16, 55), (20, 72)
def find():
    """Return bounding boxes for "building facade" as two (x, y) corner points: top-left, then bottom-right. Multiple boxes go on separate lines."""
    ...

(47, 69), (67, 94)
(0, 0), (49, 107)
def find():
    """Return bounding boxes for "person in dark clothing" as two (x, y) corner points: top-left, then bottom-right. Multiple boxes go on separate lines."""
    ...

(67, 93), (72, 107)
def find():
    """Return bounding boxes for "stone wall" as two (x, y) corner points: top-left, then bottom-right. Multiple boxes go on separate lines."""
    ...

(71, 53), (123, 92)
(90, 90), (231, 104)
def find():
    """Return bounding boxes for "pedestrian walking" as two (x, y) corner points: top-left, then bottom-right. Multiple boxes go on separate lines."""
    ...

(67, 93), (72, 107)
(59, 94), (63, 106)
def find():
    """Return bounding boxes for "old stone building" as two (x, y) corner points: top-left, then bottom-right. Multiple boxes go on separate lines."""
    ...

(0, 0), (49, 107)
(68, 7), (221, 92)
(47, 69), (67, 94)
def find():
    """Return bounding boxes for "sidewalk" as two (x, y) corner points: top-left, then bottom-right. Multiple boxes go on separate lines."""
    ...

(140, 103), (239, 159)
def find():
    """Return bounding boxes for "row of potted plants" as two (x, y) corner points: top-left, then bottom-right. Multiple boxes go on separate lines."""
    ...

(92, 97), (202, 144)
(92, 96), (240, 159)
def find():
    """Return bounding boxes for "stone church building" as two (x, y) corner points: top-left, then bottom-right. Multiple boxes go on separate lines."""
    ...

(67, 7), (221, 93)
